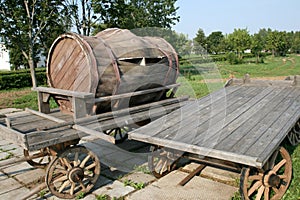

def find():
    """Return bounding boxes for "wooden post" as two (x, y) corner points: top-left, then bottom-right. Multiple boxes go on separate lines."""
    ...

(292, 75), (300, 87)
(243, 74), (250, 84)
(72, 96), (94, 119)
(37, 91), (50, 114)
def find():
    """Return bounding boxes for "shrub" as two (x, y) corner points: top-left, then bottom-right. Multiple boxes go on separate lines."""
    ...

(0, 68), (47, 90)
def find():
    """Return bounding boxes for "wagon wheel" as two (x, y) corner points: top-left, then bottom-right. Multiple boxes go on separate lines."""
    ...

(24, 148), (52, 169)
(104, 126), (131, 144)
(46, 146), (100, 199)
(240, 146), (292, 200)
(148, 146), (181, 178)
(287, 121), (300, 146)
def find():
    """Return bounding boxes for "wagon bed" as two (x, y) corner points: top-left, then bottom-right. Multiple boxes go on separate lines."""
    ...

(129, 79), (300, 168)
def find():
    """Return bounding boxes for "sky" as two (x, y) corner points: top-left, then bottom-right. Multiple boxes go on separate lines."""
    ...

(173, 0), (300, 39)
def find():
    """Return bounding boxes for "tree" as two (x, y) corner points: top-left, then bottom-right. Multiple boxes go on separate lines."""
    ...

(0, 0), (71, 86)
(65, 0), (99, 36)
(291, 31), (300, 54)
(251, 33), (264, 63)
(131, 27), (190, 56)
(91, 0), (180, 33)
(206, 31), (224, 54)
(266, 30), (289, 56)
(227, 28), (251, 59)
(193, 28), (206, 54)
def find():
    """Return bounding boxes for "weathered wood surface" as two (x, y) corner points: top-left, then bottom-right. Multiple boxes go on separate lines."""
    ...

(0, 96), (188, 151)
(129, 84), (300, 168)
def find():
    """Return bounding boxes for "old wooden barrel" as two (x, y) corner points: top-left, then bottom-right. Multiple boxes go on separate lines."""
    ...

(47, 28), (179, 113)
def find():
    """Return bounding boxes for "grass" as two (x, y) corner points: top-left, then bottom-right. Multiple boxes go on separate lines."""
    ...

(123, 179), (145, 190)
(218, 54), (300, 78)
(0, 87), (57, 110)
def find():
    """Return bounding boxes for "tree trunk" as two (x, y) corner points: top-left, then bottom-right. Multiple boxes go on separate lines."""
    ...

(29, 57), (37, 88)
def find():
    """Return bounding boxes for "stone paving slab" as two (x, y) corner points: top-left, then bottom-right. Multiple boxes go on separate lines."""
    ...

(0, 186), (32, 199)
(182, 162), (239, 184)
(2, 162), (35, 176)
(92, 180), (135, 198)
(14, 168), (45, 185)
(0, 177), (24, 194)
(127, 170), (238, 200)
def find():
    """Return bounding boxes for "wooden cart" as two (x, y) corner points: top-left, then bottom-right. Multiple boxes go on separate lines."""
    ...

(128, 76), (300, 200)
(1, 76), (300, 200)
(0, 84), (187, 199)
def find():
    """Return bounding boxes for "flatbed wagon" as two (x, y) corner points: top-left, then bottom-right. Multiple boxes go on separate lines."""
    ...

(129, 76), (300, 200)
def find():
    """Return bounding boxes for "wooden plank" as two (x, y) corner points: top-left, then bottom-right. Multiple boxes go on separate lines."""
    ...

(220, 88), (297, 153)
(128, 86), (243, 140)
(82, 101), (185, 132)
(247, 90), (300, 163)
(33, 87), (94, 98)
(161, 86), (262, 142)
(25, 108), (66, 123)
(94, 83), (181, 103)
(52, 44), (83, 88)
(143, 86), (259, 142)
(72, 124), (115, 144)
(129, 131), (262, 167)
(58, 51), (87, 91)
(0, 123), (28, 149)
(49, 39), (75, 78)
(27, 129), (83, 151)
(229, 78), (294, 87)
(194, 86), (277, 147)
(76, 95), (189, 124)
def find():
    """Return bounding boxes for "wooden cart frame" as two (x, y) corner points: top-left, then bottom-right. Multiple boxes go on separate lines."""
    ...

(0, 83), (186, 199)
(129, 76), (300, 200)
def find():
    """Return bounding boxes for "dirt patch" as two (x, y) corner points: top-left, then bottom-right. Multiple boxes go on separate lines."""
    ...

(0, 89), (31, 109)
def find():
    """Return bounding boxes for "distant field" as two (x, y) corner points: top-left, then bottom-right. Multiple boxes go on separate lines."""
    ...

(177, 54), (300, 99)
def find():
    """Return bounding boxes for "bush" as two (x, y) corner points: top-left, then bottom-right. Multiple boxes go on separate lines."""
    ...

(0, 68), (47, 90)
(226, 52), (244, 65)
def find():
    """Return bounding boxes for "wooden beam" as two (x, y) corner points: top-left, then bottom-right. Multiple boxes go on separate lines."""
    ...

(32, 87), (94, 98)
(94, 83), (181, 103)
(178, 164), (206, 186)
(72, 124), (115, 144)
(25, 108), (66, 123)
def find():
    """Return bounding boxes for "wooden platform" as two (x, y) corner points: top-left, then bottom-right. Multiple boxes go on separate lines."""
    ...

(0, 96), (188, 151)
(129, 84), (300, 168)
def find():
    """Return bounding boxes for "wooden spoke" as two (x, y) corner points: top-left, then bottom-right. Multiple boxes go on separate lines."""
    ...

(104, 126), (131, 144)
(287, 121), (300, 146)
(23, 148), (52, 169)
(58, 180), (70, 193)
(240, 146), (292, 200)
(85, 162), (97, 170)
(74, 152), (79, 167)
(273, 159), (286, 173)
(80, 155), (91, 168)
(248, 175), (262, 181)
(148, 146), (181, 178)
(62, 157), (72, 170)
(46, 146), (100, 199)
(53, 175), (68, 184)
(70, 183), (75, 196)
(248, 181), (262, 196)
(255, 185), (265, 200)
(264, 187), (270, 200)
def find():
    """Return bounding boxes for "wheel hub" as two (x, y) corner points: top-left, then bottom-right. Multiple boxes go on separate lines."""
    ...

(68, 167), (84, 183)
(264, 171), (281, 187)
